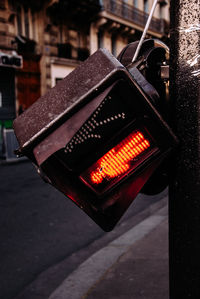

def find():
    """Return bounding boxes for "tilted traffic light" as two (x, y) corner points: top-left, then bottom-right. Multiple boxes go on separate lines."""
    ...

(13, 39), (177, 231)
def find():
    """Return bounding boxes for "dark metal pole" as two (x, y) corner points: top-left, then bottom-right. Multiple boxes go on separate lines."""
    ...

(169, 0), (200, 298)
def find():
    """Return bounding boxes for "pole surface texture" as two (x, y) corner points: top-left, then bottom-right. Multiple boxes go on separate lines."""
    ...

(169, 0), (200, 298)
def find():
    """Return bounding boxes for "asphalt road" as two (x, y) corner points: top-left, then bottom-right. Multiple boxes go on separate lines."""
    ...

(0, 161), (167, 299)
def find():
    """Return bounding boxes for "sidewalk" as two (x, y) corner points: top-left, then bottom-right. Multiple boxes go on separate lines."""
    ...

(49, 204), (168, 299)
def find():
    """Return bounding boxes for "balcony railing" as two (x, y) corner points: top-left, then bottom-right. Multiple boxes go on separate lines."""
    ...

(102, 0), (164, 34)
(47, 0), (101, 23)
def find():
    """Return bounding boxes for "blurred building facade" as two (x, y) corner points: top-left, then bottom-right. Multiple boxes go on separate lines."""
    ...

(0, 0), (169, 157)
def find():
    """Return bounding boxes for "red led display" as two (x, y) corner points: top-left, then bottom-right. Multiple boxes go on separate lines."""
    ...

(80, 129), (157, 194)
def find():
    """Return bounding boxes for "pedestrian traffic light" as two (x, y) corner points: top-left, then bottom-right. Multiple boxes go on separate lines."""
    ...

(13, 40), (177, 231)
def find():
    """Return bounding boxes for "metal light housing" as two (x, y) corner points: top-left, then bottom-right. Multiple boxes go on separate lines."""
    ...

(14, 45), (177, 231)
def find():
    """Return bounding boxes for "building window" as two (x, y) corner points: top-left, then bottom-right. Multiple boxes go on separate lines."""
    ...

(31, 10), (36, 40)
(16, 5), (35, 40)
(134, 0), (138, 8)
(57, 43), (72, 59)
(159, 4), (163, 18)
(16, 6), (22, 35)
(144, 0), (149, 13)
(110, 0), (116, 12)
(122, 0), (128, 18)
(0, 0), (6, 9)
(24, 6), (29, 38)
(111, 35), (117, 57)
(98, 31), (104, 49)
(159, 2), (166, 19)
